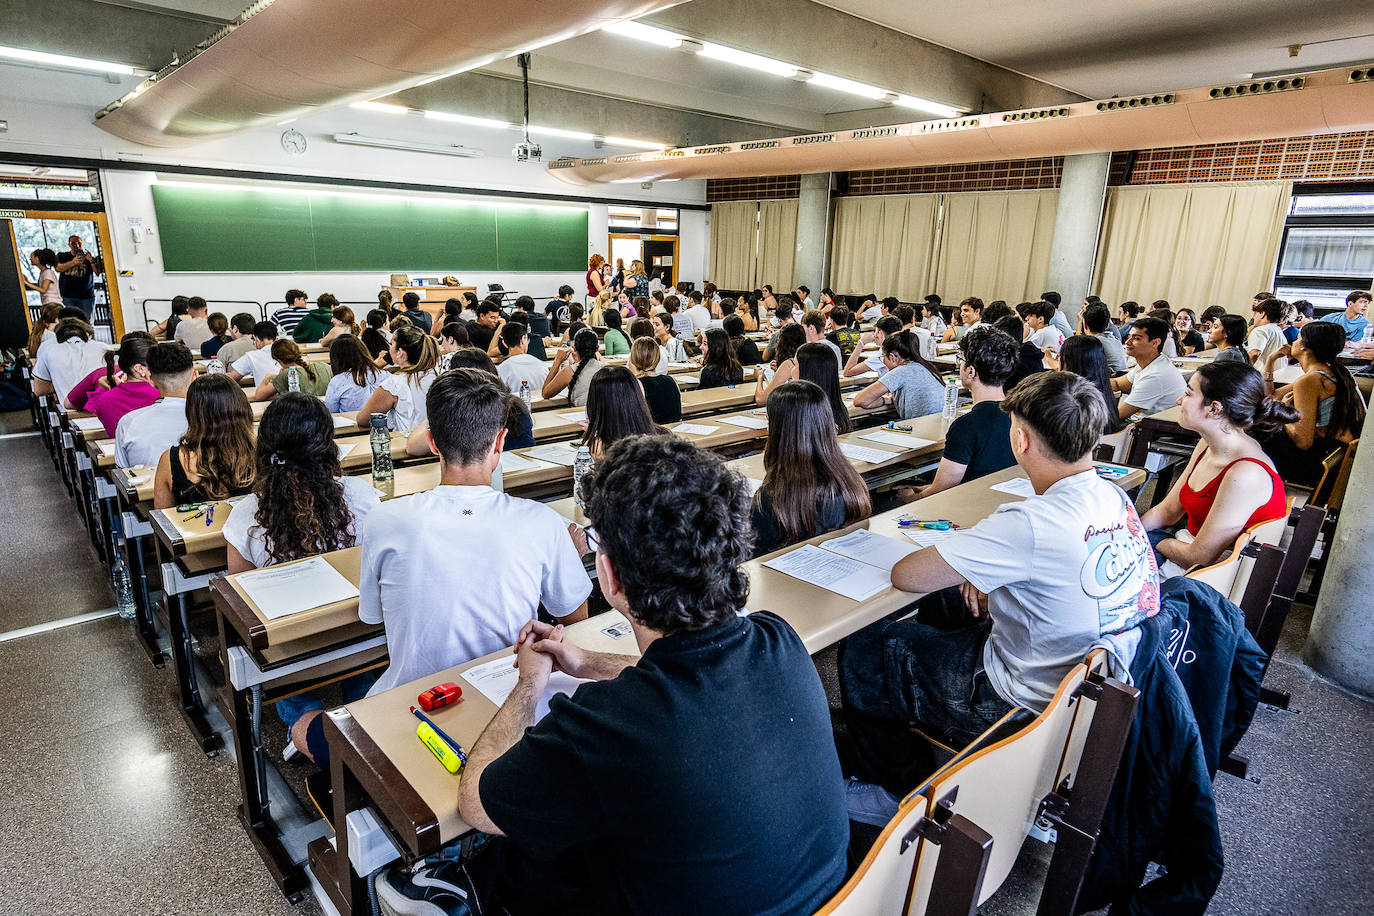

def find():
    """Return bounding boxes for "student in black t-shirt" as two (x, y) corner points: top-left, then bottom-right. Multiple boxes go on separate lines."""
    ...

(444, 435), (848, 916)
(628, 337), (681, 423)
(898, 326), (1018, 502)
(467, 299), (503, 354)
(724, 314), (761, 366)
(752, 380), (870, 556)
(995, 314), (1044, 390)
(544, 284), (576, 334)
(697, 327), (743, 389)
(400, 291), (433, 334)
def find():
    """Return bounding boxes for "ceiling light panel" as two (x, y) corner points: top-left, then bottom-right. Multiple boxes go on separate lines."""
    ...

(423, 110), (513, 129)
(807, 71), (889, 100)
(600, 21), (685, 48)
(697, 42), (797, 77)
(0, 44), (151, 77)
(349, 101), (409, 114)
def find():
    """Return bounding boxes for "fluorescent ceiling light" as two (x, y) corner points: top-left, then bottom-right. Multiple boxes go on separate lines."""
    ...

(331, 132), (482, 158)
(604, 136), (669, 150)
(527, 125), (597, 141)
(808, 71), (888, 100)
(893, 95), (963, 119)
(0, 44), (151, 77)
(697, 42), (797, 78)
(349, 101), (409, 114)
(601, 21), (685, 48)
(424, 110), (512, 130)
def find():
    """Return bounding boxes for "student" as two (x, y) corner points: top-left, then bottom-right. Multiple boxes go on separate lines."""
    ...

(651, 312), (688, 364)
(629, 337), (682, 424)
(920, 298), (946, 339)
(467, 299), (504, 353)
(1261, 321), (1367, 485)
(737, 291), (761, 330)
(853, 330), (946, 420)
(762, 301), (795, 361)
(663, 295), (694, 342)
(398, 291), (433, 334)
(226, 321), (281, 386)
(1320, 289), (1371, 342)
(1039, 290), (1075, 340)
(78, 334), (160, 437)
(361, 368), (590, 699)
(857, 292), (882, 323)
(436, 321), (471, 372)
(722, 314), (761, 368)
(801, 309), (843, 367)
(1142, 362), (1294, 575)
(324, 335), (383, 414)
(1056, 335), (1124, 434)
(754, 323), (805, 406)
(540, 327), (604, 407)
(796, 341), (851, 434)
(173, 296), (213, 350)
(459, 291), (480, 323)
(682, 290), (710, 331)
(594, 309), (628, 357)
(148, 295), (189, 341)
(271, 289), (310, 336)
(27, 302), (61, 357)
(1116, 300), (1143, 340)
(553, 305), (587, 349)
(1175, 308), (1205, 355)
(33, 318), (112, 408)
(438, 435), (847, 916)
(587, 288), (613, 328)
(254, 339), (332, 401)
(114, 342), (195, 469)
(842, 372), (1159, 819)
(152, 375), (256, 510)
(353, 326), (440, 431)
(1080, 301), (1127, 373)
(1111, 317), (1187, 420)
(546, 284), (577, 333)
(794, 284), (813, 308)
(513, 296), (552, 357)
(1197, 305), (1229, 348)
(215, 313), (259, 368)
(405, 349), (537, 456)
(1246, 298), (1287, 366)
(1287, 299), (1316, 339)
(377, 288), (394, 315)
(698, 327), (744, 390)
(360, 309), (392, 362)
(1210, 314), (1251, 364)
(580, 365), (662, 458)
(844, 315), (902, 379)
(497, 323), (548, 396)
(897, 327), (1018, 502)
(942, 297), (985, 342)
(291, 294), (341, 344)
(21, 248), (62, 305)
(994, 314), (1044, 390)
(1020, 300), (1065, 354)
(826, 305), (861, 362)
(199, 313), (230, 358)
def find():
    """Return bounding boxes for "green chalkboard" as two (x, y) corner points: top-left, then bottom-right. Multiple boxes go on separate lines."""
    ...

(151, 184), (587, 273)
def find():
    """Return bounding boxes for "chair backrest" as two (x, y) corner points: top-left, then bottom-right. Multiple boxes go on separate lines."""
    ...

(1225, 501), (1291, 604)
(814, 793), (934, 916)
(1096, 428), (1131, 464)
(1185, 528), (1249, 595)
(1325, 438), (1359, 513)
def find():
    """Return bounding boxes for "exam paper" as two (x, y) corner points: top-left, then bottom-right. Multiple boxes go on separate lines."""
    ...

(839, 442), (898, 465)
(558, 412), (588, 423)
(673, 423), (720, 436)
(237, 556), (359, 620)
(820, 528), (919, 572)
(524, 442), (579, 466)
(461, 656), (586, 722)
(719, 415), (769, 430)
(498, 451), (540, 473)
(336, 442), (356, 461)
(98, 442), (116, 457)
(676, 374), (700, 383)
(989, 477), (1037, 498)
(902, 528), (957, 548)
(858, 430), (937, 450)
(762, 544), (890, 601)
(72, 417), (104, 432)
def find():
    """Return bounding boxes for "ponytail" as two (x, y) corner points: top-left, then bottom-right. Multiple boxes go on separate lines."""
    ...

(109, 334), (157, 386)
(1299, 321), (1368, 437)
(565, 327), (601, 401)
(1196, 361), (1297, 432)
(882, 329), (942, 382)
(392, 326), (439, 382)
(1250, 396), (1301, 435)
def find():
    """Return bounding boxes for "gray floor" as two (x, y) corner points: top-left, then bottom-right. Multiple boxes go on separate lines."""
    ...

(3, 409), (1372, 914)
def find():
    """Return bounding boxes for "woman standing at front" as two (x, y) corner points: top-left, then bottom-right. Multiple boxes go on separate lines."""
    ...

(586, 254), (607, 302)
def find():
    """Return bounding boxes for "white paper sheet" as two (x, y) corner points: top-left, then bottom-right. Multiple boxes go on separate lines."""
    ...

(332, 415), (357, 429)
(719, 415), (769, 430)
(902, 528), (957, 548)
(558, 412), (587, 423)
(460, 656), (586, 722)
(72, 417), (104, 432)
(762, 544), (890, 601)
(858, 431), (938, 450)
(524, 442), (580, 466)
(336, 442), (356, 461)
(499, 451), (541, 473)
(839, 442), (899, 465)
(668, 361), (696, 369)
(676, 374), (700, 383)
(673, 423), (720, 436)
(820, 528), (920, 572)
(98, 441), (117, 457)
(237, 556), (360, 620)
(989, 477), (1037, 498)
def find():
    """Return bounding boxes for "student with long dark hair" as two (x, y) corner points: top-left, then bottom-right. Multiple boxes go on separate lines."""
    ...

(602, 308), (631, 357)
(581, 366), (662, 457)
(78, 332), (160, 436)
(361, 308), (391, 362)
(724, 314), (762, 367)
(751, 380), (871, 556)
(355, 325), (440, 431)
(1056, 335), (1124, 433)
(153, 374), (256, 509)
(698, 327), (744, 389)
(852, 329), (946, 419)
(796, 341), (850, 434)
(1209, 314), (1251, 364)
(542, 327), (605, 406)
(254, 338), (333, 400)
(754, 323), (804, 406)
(324, 334), (383, 414)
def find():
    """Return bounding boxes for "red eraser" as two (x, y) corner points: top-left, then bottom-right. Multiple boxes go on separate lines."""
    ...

(418, 682), (463, 711)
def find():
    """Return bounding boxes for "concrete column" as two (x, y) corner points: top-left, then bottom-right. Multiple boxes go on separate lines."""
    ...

(1045, 152), (1111, 308)
(793, 172), (833, 299)
(1305, 426), (1374, 698)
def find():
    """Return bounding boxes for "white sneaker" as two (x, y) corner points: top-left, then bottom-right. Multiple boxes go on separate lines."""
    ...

(846, 777), (900, 826)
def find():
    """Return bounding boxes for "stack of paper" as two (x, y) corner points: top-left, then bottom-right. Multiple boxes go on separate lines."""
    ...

(499, 451), (541, 473)
(821, 528), (920, 572)
(762, 543), (891, 601)
(237, 556), (359, 620)
(461, 656), (587, 723)
(72, 417), (104, 432)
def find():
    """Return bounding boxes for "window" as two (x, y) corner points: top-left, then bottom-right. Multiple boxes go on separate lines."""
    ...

(607, 207), (678, 231)
(1274, 184), (1374, 314)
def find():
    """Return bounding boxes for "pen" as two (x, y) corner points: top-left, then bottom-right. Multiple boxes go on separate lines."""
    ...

(205, 504), (215, 527)
(897, 519), (956, 530)
(410, 706), (466, 763)
(182, 508), (205, 523)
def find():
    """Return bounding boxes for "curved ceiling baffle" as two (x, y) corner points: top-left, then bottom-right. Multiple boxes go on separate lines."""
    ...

(547, 66), (1374, 184)
(93, 0), (684, 148)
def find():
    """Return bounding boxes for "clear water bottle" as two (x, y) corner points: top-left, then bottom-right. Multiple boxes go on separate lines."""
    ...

(206, 357), (224, 374)
(573, 445), (594, 509)
(112, 556), (137, 619)
(370, 413), (393, 483)
(942, 375), (960, 422)
(287, 365), (301, 392)
(518, 380), (533, 409)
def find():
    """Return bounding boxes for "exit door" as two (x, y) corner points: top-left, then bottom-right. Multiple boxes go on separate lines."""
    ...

(3, 209), (123, 346)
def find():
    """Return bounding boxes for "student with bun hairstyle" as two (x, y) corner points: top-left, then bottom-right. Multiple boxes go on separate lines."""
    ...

(318, 304), (361, 346)
(77, 333), (160, 436)
(752, 380), (870, 556)
(153, 374), (257, 510)
(255, 338), (332, 400)
(361, 308), (392, 362)
(200, 313), (231, 358)
(852, 329), (946, 419)
(1141, 361), (1296, 574)
(355, 325), (440, 431)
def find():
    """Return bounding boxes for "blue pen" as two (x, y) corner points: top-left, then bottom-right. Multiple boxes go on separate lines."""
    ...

(205, 504), (215, 527)
(410, 706), (467, 763)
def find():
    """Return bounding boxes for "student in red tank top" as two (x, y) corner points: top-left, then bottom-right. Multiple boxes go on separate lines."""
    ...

(1141, 361), (1296, 572)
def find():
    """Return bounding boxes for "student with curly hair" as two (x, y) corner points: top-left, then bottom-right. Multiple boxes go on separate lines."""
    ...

(152, 374), (256, 509)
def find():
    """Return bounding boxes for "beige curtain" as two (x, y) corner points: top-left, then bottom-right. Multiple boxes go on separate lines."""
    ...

(708, 201), (758, 289)
(828, 194), (940, 299)
(757, 198), (799, 290)
(1093, 181), (1292, 312)
(934, 189), (1058, 304)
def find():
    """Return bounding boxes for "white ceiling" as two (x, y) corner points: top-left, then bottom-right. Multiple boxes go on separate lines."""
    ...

(91, 0), (246, 22)
(815, 0), (1374, 98)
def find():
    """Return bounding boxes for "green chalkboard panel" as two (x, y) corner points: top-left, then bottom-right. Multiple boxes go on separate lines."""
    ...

(496, 206), (590, 271)
(153, 184), (316, 272)
(309, 196), (498, 271)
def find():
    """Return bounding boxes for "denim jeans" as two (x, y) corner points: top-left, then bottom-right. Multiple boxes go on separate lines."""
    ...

(277, 672), (377, 758)
(839, 587), (1013, 797)
(62, 297), (94, 318)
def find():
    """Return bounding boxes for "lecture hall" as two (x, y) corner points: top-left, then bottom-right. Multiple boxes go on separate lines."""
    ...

(2, 0), (1374, 913)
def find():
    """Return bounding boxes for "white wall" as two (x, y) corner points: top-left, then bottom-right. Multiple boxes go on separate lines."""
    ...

(0, 63), (708, 327)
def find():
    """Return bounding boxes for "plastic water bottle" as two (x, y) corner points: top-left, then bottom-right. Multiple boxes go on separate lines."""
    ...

(112, 556), (137, 619)
(942, 376), (960, 422)
(370, 413), (393, 483)
(573, 445), (594, 509)
(287, 366), (301, 392)
(206, 356), (224, 374)
(518, 380), (533, 410)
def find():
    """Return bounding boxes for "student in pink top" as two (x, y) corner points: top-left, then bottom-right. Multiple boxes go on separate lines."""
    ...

(79, 333), (161, 437)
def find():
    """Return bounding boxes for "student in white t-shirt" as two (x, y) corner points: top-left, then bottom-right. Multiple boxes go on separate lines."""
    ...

(496, 322), (549, 396)
(223, 392), (382, 766)
(226, 321), (281, 386)
(114, 341), (195, 469)
(684, 291), (712, 331)
(32, 318), (114, 408)
(354, 326), (440, 431)
(1246, 298), (1287, 366)
(359, 368), (591, 699)
(1111, 316), (1187, 421)
(841, 371), (1159, 822)
(1021, 301), (1065, 354)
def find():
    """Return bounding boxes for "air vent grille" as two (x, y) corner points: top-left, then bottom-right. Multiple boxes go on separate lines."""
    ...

(850, 127), (900, 139)
(740, 140), (780, 151)
(793, 133), (835, 145)
(1095, 93), (1175, 111)
(1002, 108), (1071, 123)
(1208, 77), (1305, 98)
(920, 117), (981, 132)
(692, 145), (732, 155)
(1350, 69), (1373, 83)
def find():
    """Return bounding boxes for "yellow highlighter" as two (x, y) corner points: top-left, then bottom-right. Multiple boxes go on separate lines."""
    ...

(417, 721), (464, 774)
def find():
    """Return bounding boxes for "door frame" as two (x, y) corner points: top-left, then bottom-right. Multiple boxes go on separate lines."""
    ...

(608, 232), (679, 289)
(6, 208), (125, 337)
